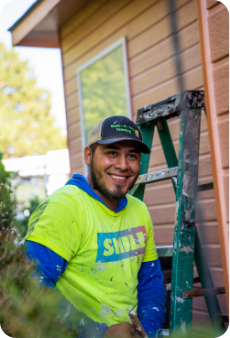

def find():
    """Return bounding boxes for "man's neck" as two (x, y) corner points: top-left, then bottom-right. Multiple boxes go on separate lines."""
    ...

(85, 175), (119, 211)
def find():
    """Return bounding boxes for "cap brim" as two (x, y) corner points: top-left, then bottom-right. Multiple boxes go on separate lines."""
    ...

(96, 137), (151, 154)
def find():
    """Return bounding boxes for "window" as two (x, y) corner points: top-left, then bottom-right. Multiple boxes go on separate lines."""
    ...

(77, 37), (132, 151)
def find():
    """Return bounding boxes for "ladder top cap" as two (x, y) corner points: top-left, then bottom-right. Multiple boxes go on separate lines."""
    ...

(136, 90), (205, 125)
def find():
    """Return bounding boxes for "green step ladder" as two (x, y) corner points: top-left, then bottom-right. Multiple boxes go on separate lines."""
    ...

(129, 90), (226, 335)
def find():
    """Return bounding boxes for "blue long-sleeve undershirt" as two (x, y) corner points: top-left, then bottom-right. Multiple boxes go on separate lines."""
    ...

(137, 260), (166, 337)
(26, 240), (166, 338)
(26, 240), (68, 288)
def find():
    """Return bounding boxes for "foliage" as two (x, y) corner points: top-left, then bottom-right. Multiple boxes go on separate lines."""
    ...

(0, 154), (78, 338)
(16, 196), (41, 239)
(0, 43), (67, 159)
(0, 153), (15, 233)
(168, 324), (222, 338)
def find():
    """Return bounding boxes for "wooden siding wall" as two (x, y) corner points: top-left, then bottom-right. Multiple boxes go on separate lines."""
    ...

(197, 0), (229, 313)
(59, 0), (227, 324)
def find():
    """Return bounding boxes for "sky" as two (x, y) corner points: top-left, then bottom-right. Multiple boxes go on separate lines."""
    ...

(0, 0), (67, 136)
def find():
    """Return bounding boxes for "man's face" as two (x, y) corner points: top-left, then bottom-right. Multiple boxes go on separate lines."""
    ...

(86, 141), (141, 201)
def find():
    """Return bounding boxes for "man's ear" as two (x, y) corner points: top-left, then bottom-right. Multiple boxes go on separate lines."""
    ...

(84, 146), (92, 165)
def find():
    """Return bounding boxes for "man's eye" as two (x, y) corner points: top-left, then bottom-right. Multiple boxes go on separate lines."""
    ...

(129, 154), (137, 159)
(109, 151), (117, 156)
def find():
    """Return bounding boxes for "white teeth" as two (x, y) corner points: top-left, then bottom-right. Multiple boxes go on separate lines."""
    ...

(110, 175), (127, 180)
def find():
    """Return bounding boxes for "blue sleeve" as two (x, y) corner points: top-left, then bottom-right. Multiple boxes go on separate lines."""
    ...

(137, 258), (166, 338)
(26, 240), (68, 288)
(26, 240), (108, 338)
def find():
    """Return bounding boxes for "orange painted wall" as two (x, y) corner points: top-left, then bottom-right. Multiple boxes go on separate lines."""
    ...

(197, 0), (229, 308)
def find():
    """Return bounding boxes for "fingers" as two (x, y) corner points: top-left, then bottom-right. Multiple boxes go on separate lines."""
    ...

(103, 322), (139, 338)
(130, 326), (136, 336)
(128, 311), (148, 337)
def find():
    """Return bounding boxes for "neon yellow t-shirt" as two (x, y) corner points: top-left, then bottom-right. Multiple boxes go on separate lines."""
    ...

(25, 185), (158, 326)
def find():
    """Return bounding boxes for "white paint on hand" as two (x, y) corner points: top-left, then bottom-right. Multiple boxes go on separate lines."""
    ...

(136, 325), (142, 332)
(129, 310), (136, 315)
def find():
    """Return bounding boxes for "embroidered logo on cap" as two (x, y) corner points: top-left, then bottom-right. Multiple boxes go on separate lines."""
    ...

(135, 130), (140, 138)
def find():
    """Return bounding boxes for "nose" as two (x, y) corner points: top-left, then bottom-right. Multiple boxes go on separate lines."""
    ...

(115, 154), (129, 171)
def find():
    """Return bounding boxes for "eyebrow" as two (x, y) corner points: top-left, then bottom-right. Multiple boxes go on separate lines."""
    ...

(104, 145), (141, 153)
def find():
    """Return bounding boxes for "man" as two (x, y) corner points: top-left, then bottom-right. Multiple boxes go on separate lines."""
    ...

(25, 116), (166, 338)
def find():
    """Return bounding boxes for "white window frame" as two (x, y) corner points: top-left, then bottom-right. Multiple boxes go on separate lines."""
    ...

(77, 37), (132, 173)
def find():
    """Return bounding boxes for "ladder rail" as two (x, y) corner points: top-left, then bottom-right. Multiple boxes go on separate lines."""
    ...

(170, 108), (201, 332)
(156, 117), (178, 192)
(195, 228), (226, 332)
(131, 121), (156, 200)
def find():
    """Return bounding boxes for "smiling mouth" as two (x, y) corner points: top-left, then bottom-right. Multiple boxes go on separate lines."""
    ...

(108, 174), (130, 184)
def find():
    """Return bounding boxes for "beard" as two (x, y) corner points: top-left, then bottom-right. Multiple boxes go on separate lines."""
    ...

(89, 159), (136, 201)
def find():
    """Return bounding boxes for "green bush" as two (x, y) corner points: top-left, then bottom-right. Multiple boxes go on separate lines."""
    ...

(16, 196), (40, 239)
(0, 154), (78, 338)
(168, 325), (217, 338)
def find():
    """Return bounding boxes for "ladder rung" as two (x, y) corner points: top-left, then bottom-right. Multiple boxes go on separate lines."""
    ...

(198, 182), (214, 191)
(156, 245), (173, 257)
(193, 277), (200, 284)
(163, 278), (202, 291)
(181, 287), (225, 299)
(162, 329), (169, 336)
(129, 167), (178, 195)
(217, 313), (229, 322)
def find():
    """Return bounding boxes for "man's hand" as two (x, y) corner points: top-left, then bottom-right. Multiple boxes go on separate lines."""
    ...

(103, 322), (141, 338)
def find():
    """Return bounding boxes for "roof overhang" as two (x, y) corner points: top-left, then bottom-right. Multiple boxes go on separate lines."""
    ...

(9, 0), (92, 48)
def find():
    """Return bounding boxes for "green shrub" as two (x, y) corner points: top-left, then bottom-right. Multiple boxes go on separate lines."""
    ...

(0, 154), (78, 338)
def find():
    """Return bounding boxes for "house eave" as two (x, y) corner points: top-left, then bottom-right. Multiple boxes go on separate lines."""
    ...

(9, 0), (91, 48)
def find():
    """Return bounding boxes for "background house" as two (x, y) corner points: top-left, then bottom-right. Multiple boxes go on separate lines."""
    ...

(9, 0), (229, 327)
(3, 149), (70, 211)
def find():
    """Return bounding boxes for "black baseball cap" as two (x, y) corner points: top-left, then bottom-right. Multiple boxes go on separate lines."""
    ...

(87, 116), (150, 154)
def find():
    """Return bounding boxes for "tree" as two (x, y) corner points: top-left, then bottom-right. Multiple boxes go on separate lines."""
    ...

(0, 43), (67, 159)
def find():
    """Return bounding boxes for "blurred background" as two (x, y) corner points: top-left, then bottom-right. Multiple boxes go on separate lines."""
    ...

(0, 0), (70, 221)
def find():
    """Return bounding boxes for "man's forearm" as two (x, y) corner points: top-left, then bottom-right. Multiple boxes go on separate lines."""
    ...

(26, 240), (68, 287)
(137, 259), (166, 338)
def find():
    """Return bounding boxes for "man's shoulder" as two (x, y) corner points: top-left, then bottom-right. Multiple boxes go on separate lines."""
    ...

(126, 194), (148, 211)
(29, 185), (86, 223)
(42, 184), (85, 207)
(51, 184), (81, 199)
